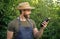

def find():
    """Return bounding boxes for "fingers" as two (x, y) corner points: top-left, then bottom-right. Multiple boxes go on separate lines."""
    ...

(42, 21), (48, 24)
(42, 21), (48, 27)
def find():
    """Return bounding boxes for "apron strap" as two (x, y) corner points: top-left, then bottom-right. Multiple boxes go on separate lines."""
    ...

(26, 19), (33, 27)
(18, 17), (21, 26)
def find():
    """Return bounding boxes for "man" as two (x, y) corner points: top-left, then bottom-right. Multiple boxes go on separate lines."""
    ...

(7, 2), (48, 39)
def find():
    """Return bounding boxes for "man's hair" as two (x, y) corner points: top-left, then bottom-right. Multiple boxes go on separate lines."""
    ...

(19, 10), (22, 14)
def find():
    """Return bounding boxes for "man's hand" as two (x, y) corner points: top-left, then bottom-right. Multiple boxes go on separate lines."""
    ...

(41, 21), (49, 28)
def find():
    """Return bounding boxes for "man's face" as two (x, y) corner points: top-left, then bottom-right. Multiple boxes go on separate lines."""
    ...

(21, 9), (31, 18)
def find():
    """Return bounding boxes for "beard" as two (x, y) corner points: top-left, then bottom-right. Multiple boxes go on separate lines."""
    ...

(24, 14), (30, 19)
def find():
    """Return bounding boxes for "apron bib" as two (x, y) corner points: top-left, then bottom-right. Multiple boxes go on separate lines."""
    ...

(15, 18), (34, 39)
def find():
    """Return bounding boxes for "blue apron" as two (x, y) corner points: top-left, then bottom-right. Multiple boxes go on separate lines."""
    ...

(15, 18), (34, 39)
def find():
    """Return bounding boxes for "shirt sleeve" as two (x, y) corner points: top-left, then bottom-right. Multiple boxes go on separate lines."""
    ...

(7, 21), (15, 32)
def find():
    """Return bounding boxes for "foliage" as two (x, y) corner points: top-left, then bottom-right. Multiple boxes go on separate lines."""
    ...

(0, 0), (60, 39)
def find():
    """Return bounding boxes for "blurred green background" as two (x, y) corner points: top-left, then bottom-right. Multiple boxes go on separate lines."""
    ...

(0, 0), (60, 39)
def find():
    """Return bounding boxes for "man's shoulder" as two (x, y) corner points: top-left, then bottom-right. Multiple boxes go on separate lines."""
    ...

(29, 19), (35, 23)
(29, 19), (36, 28)
(8, 18), (19, 25)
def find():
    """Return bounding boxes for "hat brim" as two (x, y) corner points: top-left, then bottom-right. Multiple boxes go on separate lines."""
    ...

(17, 7), (35, 10)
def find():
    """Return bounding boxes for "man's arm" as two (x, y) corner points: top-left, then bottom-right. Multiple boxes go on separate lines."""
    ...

(33, 21), (48, 39)
(7, 31), (13, 39)
(7, 20), (15, 39)
(33, 27), (45, 39)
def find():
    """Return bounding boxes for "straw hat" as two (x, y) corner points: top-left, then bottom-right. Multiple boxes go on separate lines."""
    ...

(17, 2), (35, 10)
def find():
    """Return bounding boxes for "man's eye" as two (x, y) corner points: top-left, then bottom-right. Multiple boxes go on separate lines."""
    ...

(22, 9), (26, 11)
(23, 9), (31, 11)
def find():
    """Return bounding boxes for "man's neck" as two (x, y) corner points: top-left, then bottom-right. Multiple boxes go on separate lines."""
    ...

(20, 14), (26, 21)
